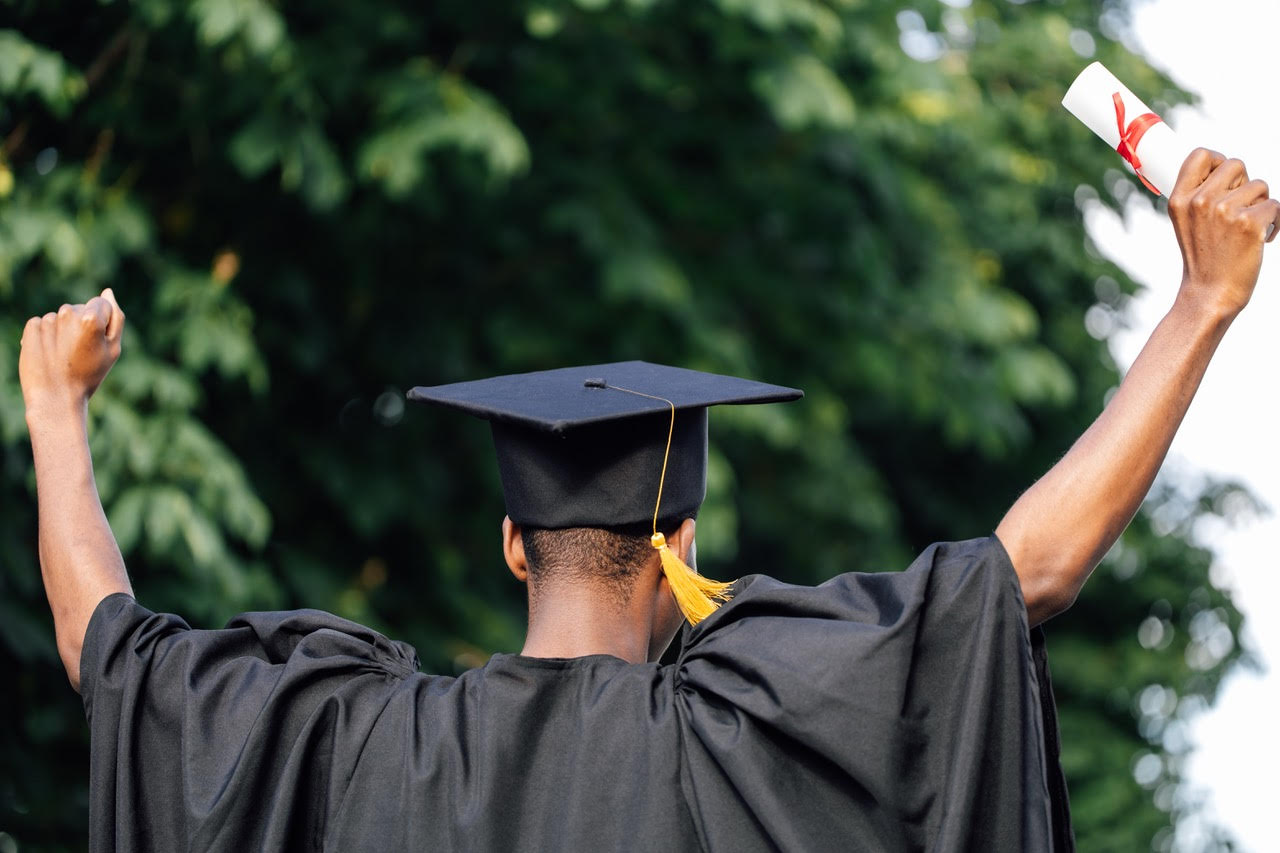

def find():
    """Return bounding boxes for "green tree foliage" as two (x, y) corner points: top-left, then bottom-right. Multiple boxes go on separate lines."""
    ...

(0, 1), (1251, 849)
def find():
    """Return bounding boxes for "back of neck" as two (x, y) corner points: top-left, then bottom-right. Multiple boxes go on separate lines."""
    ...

(520, 581), (654, 663)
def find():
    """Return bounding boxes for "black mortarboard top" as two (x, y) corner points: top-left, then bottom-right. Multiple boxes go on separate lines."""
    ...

(407, 361), (803, 530)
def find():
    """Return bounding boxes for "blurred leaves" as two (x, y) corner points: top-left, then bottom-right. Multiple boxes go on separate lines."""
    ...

(190, 0), (286, 56)
(0, 30), (86, 116)
(753, 54), (856, 129)
(229, 116), (349, 210)
(0, 0), (1246, 850)
(359, 61), (530, 197)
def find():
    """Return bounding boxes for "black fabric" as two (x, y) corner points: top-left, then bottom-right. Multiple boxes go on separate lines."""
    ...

(491, 408), (708, 527)
(1031, 627), (1076, 852)
(82, 537), (1067, 852)
(406, 361), (803, 434)
(406, 361), (801, 527)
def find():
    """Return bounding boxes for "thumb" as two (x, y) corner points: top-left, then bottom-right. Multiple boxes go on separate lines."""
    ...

(84, 296), (112, 335)
(102, 288), (125, 342)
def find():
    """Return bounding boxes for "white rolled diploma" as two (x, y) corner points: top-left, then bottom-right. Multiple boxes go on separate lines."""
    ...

(1062, 62), (1194, 197)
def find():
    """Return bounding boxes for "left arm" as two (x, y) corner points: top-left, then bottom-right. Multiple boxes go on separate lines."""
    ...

(997, 150), (1280, 627)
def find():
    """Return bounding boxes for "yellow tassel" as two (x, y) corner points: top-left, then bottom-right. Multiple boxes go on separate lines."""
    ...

(652, 532), (733, 625)
(595, 382), (735, 625)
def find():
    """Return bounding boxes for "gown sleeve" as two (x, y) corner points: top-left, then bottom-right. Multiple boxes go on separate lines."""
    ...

(79, 593), (420, 853)
(673, 537), (1061, 853)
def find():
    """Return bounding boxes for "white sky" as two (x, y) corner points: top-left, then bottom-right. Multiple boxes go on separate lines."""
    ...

(1085, 1), (1280, 849)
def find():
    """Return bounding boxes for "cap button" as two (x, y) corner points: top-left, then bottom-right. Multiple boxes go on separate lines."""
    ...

(583, 378), (607, 389)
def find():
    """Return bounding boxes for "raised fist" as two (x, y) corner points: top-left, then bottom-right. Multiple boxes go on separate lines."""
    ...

(20, 289), (125, 416)
(1169, 150), (1280, 320)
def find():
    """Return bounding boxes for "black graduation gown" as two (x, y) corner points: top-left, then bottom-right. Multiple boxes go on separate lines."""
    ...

(80, 536), (1073, 851)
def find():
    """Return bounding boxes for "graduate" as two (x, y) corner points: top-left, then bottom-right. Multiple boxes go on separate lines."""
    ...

(19, 148), (1280, 852)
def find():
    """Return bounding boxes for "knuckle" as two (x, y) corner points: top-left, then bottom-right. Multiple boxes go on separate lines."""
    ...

(1228, 212), (1255, 233)
(57, 303), (74, 317)
(41, 312), (56, 324)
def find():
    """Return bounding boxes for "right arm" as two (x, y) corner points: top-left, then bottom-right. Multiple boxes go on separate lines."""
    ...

(21, 289), (132, 691)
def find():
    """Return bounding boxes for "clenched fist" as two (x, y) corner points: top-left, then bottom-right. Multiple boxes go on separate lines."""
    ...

(20, 288), (125, 419)
(1169, 150), (1280, 320)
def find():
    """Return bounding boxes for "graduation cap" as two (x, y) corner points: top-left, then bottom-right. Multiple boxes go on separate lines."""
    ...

(407, 360), (802, 623)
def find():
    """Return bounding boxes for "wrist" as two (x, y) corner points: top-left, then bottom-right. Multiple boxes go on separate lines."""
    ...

(24, 392), (89, 432)
(1169, 286), (1239, 336)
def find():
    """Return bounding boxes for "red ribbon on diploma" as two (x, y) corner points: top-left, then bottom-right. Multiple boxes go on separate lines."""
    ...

(1113, 91), (1163, 194)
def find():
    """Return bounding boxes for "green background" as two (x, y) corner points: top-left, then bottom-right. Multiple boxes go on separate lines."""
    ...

(0, 1), (1252, 849)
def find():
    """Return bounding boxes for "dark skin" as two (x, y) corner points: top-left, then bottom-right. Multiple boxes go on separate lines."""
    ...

(996, 150), (1280, 624)
(22, 150), (1280, 681)
(502, 516), (694, 662)
(21, 289), (128, 690)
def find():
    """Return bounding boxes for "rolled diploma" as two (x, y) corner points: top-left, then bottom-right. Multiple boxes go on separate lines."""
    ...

(1062, 62), (1194, 197)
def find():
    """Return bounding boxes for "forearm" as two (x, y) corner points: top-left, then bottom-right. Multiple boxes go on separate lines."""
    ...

(997, 295), (1231, 625)
(27, 400), (132, 690)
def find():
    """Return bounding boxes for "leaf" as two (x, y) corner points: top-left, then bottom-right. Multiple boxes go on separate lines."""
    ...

(996, 345), (1078, 407)
(0, 30), (86, 115)
(601, 249), (692, 308)
(713, 0), (843, 43)
(229, 116), (348, 210)
(190, 0), (286, 56)
(752, 54), (856, 130)
(228, 115), (286, 177)
(357, 65), (529, 197)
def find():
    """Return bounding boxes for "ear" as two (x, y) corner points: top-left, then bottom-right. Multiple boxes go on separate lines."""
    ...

(502, 516), (529, 583)
(668, 518), (697, 567)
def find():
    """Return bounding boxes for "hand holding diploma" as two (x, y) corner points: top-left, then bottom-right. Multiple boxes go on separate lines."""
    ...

(1063, 61), (1280, 305)
(1169, 151), (1280, 321)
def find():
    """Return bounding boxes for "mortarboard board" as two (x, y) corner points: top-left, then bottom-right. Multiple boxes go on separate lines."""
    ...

(407, 360), (802, 528)
(408, 361), (803, 624)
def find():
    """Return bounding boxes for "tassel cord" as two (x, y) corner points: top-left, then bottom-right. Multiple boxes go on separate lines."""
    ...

(601, 383), (734, 625)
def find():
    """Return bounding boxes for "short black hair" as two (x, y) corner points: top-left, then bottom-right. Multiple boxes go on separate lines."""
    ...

(522, 518), (686, 607)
